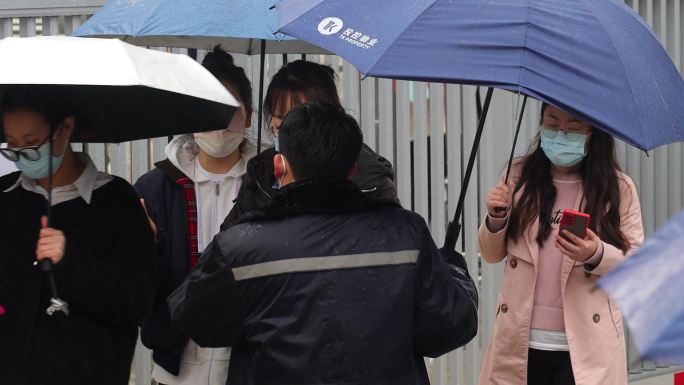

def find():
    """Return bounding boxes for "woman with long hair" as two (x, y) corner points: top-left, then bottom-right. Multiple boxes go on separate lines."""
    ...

(478, 103), (644, 385)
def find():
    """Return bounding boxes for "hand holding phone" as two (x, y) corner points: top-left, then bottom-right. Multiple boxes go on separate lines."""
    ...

(556, 210), (599, 263)
(559, 209), (590, 240)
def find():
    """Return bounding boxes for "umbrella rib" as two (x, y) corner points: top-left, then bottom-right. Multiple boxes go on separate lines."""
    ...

(652, 78), (679, 139)
(247, 38), (255, 55)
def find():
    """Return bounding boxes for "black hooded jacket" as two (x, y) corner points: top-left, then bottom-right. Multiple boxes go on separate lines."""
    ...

(169, 178), (478, 385)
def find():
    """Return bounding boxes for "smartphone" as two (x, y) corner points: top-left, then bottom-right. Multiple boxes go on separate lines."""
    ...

(559, 209), (590, 240)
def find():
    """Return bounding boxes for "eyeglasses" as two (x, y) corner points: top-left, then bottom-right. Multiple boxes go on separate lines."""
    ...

(1, 140), (47, 162)
(267, 114), (285, 132)
(541, 126), (589, 142)
(0, 125), (62, 162)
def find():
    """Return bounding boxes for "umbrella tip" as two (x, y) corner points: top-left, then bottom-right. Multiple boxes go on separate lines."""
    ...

(269, 5), (276, 10)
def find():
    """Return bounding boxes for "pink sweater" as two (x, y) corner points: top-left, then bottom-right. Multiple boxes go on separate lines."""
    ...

(488, 171), (603, 332)
(530, 172), (581, 331)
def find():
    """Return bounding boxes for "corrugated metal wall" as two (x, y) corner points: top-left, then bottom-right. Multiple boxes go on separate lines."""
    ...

(1, 1), (682, 383)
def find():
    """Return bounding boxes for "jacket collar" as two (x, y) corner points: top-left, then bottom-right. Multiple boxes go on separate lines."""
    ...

(155, 159), (190, 183)
(237, 177), (399, 223)
(3, 152), (111, 205)
(157, 135), (259, 184)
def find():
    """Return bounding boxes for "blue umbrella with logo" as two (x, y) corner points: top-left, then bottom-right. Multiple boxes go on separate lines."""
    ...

(598, 210), (684, 364)
(277, 0), (684, 150)
(275, 0), (684, 249)
(75, 0), (327, 152)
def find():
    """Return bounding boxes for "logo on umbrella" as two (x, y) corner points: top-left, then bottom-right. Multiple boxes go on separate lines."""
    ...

(318, 17), (344, 35)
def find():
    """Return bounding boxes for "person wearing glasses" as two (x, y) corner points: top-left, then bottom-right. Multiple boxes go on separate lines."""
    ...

(0, 85), (155, 385)
(221, 60), (399, 229)
(0, 144), (15, 175)
(477, 103), (644, 385)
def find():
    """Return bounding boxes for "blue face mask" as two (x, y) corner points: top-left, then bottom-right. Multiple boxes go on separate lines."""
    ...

(540, 127), (587, 168)
(274, 134), (280, 152)
(13, 136), (67, 180)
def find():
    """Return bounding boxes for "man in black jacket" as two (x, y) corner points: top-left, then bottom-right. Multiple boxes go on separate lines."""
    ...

(169, 101), (478, 385)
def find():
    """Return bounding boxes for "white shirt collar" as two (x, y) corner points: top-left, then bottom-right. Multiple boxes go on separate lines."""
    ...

(3, 152), (112, 205)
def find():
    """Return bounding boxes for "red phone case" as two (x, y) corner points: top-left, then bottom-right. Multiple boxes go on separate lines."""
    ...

(559, 209), (590, 239)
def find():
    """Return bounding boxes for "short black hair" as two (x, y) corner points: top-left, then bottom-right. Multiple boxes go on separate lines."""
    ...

(264, 60), (340, 125)
(202, 45), (253, 113)
(0, 85), (95, 140)
(279, 101), (362, 181)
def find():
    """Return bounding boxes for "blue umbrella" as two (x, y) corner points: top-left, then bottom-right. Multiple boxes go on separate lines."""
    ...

(277, 0), (684, 151)
(599, 210), (684, 364)
(75, 0), (321, 54)
(75, 0), (327, 152)
(276, 0), (684, 250)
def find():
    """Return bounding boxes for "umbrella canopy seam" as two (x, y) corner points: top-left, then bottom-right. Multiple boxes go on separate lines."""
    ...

(580, 0), (646, 148)
(515, 0), (533, 101)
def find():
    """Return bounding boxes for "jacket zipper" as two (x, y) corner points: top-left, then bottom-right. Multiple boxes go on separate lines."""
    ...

(214, 182), (220, 237)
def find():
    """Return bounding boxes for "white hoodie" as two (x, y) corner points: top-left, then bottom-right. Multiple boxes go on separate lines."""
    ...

(152, 134), (255, 385)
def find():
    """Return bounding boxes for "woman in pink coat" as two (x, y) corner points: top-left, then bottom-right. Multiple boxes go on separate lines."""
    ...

(478, 103), (644, 385)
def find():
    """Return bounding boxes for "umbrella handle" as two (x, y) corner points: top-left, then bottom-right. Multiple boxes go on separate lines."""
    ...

(46, 297), (70, 316)
(443, 87), (494, 251)
(493, 94), (528, 214)
(43, 128), (69, 317)
(256, 39), (266, 154)
(504, 94), (528, 185)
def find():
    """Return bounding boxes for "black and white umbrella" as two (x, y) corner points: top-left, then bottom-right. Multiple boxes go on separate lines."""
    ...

(0, 36), (241, 315)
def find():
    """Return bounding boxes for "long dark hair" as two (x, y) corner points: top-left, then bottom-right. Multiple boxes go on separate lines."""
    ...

(506, 104), (630, 251)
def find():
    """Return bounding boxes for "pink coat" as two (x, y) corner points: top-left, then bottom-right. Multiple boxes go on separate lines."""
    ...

(477, 167), (644, 385)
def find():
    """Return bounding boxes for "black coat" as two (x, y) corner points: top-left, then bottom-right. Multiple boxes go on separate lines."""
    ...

(133, 160), (193, 375)
(169, 178), (478, 385)
(135, 146), (398, 375)
(0, 173), (155, 385)
(221, 144), (399, 229)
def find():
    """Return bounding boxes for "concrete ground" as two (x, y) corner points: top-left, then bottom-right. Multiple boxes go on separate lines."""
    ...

(633, 375), (674, 385)
(632, 370), (683, 385)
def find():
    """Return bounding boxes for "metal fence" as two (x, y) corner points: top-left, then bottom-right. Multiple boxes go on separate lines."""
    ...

(1, 1), (683, 384)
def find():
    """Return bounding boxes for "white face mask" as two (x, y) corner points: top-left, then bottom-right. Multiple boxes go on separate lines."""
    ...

(194, 108), (246, 158)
